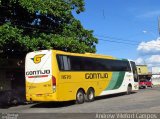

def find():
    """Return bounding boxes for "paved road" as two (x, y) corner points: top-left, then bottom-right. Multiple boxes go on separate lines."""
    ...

(0, 87), (160, 118)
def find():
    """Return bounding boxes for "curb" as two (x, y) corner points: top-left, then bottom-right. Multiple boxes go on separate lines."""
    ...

(152, 85), (160, 87)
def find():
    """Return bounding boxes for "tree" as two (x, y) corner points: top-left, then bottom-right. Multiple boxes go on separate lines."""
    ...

(0, 0), (98, 59)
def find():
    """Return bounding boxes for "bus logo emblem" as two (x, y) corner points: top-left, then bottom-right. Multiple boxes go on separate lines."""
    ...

(31, 54), (45, 64)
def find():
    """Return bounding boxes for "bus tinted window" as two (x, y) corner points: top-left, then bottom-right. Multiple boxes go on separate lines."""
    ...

(57, 55), (71, 70)
(57, 55), (131, 72)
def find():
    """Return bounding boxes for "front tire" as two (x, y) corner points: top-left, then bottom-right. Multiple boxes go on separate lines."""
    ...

(85, 88), (95, 102)
(126, 85), (132, 95)
(76, 89), (85, 104)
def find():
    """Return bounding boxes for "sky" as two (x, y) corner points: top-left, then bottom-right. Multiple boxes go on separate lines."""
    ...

(74, 0), (160, 70)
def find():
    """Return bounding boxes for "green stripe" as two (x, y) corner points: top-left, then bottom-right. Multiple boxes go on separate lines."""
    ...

(105, 72), (125, 90)
(113, 72), (125, 89)
(105, 72), (119, 90)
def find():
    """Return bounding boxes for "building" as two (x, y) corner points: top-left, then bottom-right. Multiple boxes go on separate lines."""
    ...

(136, 65), (148, 75)
(151, 66), (160, 86)
(136, 65), (151, 81)
(152, 66), (160, 74)
(0, 58), (25, 104)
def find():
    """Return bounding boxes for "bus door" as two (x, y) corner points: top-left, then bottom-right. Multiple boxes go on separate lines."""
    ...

(130, 61), (139, 82)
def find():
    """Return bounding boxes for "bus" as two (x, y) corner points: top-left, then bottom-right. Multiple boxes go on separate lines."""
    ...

(25, 50), (139, 104)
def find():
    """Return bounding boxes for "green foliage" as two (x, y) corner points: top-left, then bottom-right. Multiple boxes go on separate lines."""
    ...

(0, 0), (98, 58)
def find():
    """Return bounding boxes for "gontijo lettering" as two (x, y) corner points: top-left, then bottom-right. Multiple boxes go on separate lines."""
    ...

(85, 73), (108, 79)
(26, 70), (50, 76)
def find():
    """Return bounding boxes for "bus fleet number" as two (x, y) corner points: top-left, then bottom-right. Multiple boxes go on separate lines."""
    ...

(61, 75), (71, 79)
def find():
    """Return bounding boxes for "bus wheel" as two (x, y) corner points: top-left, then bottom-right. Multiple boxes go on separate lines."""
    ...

(85, 88), (95, 102)
(76, 89), (85, 104)
(126, 85), (132, 95)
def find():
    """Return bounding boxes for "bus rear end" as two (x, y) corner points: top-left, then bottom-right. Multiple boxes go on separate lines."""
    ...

(25, 50), (57, 102)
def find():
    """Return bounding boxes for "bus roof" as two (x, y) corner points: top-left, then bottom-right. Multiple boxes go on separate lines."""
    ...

(27, 49), (130, 61)
(53, 50), (115, 59)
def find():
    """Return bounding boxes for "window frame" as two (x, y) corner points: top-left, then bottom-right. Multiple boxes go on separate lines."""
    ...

(56, 54), (131, 72)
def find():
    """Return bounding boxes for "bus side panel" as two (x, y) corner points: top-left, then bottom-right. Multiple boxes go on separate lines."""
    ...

(56, 72), (113, 101)
(100, 71), (138, 96)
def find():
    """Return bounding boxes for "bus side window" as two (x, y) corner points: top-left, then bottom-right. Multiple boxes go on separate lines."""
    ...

(57, 55), (71, 71)
(62, 56), (71, 70)
(69, 56), (81, 70)
(57, 55), (64, 70)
